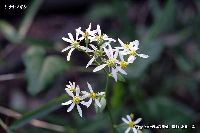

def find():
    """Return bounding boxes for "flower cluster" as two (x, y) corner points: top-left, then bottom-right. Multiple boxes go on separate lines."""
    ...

(62, 23), (149, 81)
(61, 24), (146, 133)
(122, 114), (142, 133)
(62, 81), (105, 117)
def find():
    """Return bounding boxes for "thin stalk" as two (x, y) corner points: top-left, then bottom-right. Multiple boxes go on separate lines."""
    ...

(104, 76), (117, 133)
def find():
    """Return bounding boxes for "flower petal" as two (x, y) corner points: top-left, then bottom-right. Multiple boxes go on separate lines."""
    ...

(86, 56), (95, 68)
(132, 128), (137, 133)
(111, 68), (118, 81)
(67, 103), (75, 112)
(62, 100), (72, 106)
(119, 52), (124, 61)
(125, 127), (131, 133)
(81, 94), (89, 100)
(127, 115), (132, 121)
(118, 38), (124, 47)
(81, 98), (92, 108)
(95, 99), (101, 107)
(88, 23), (91, 31)
(66, 89), (74, 97)
(114, 48), (119, 59)
(87, 82), (93, 92)
(134, 118), (142, 124)
(93, 64), (107, 72)
(117, 67), (127, 75)
(137, 53), (149, 58)
(89, 44), (97, 50)
(133, 40), (139, 50)
(62, 46), (72, 52)
(76, 86), (80, 96)
(67, 48), (75, 61)
(76, 104), (82, 117)
(97, 25), (101, 35)
(122, 117), (129, 124)
(62, 37), (72, 43)
(128, 56), (136, 63)
(68, 33), (74, 41)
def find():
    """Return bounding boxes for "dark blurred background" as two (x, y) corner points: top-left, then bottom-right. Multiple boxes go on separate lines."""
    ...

(0, 0), (200, 133)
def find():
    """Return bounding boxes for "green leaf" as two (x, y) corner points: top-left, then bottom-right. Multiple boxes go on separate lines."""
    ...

(127, 41), (164, 79)
(95, 97), (106, 113)
(147, 0), (176, 40)
(37, 56), (69, 93)
(0, 20), (21, 43)
(18, 0), (43, 38)
(23, 46), (45, 95)
(111, 82), (124, 108)
(10, 94), (67, 130)
(85, 4), (115, 21)
(24, 37), (54, 48)
(117, 73), (125, 82)
(23, 47), (69, 95)
(137, 97), (195, 125)
(175, 55), (193, 73)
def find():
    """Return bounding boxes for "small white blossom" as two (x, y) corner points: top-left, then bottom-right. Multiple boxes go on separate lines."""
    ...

(122, 114), (142, 133)
(115, 52), (132, 75)
(86, 44), (105, 68)
(118, 38), (149, 63)
(81, 82), (105, 108)
(62, 31), (89, 61)
(90, 25), (116, 44)
(65, 81), (77, 93)
(76, 23), (96, 43)
(62, 85), (88, 117)
(93, 45), (119, 81)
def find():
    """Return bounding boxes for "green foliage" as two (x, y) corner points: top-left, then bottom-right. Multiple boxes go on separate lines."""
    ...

(1, 0), (200, 133)
(0, 21), (21, 43)
(127, 41), (164, 79)
(23, 46), (69, 95)
(85, 4), (115, 21)
(175, 55), (193, 73)
(95, 97), (107, 113)
(10, 94), (67, 130)
(18, 0), (43, 38)
(111, 82), (124, 109)
(137, 97), (195, 124)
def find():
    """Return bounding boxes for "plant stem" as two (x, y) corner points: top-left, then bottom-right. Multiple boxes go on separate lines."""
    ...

(104, 75), (117, 133)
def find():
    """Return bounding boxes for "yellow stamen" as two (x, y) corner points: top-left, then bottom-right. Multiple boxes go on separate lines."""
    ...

(90, 92), (97, 99)
(96, 35), (103, 44)
(106, 59), (116, 67)
(72, 41), (79, 48)
(124, 42), (130, 49)
(128, 121), (135, 127)
(73, 96), (80, 104)
(130, 50), (137, 56)
(69, 88), (76, 92)
(120, 61), (128, 69)
(130, 113), (134, 119)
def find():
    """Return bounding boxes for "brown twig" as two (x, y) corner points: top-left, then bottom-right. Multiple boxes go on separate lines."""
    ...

(0, 106), (66, 132)
(0, 73), (24, 82)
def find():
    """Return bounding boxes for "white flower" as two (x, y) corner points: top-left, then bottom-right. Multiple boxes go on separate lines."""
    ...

(62, 32), (88, 61)
(81, 82), (105, 108)
(62, 86), (88, 117)
(65, 81), (77, 93)
(122, 115), (142, 133)
(93, 45), (119, 81)
(115, 52), (132, 75)
(118, 39), (149, 63)
(86, 44), (105, 68)
(91, 25), (116, 44)
(76, 23), (96, 43)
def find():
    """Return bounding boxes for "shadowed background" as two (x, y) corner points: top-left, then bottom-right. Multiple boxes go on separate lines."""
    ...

(0, 0), (200, 133)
